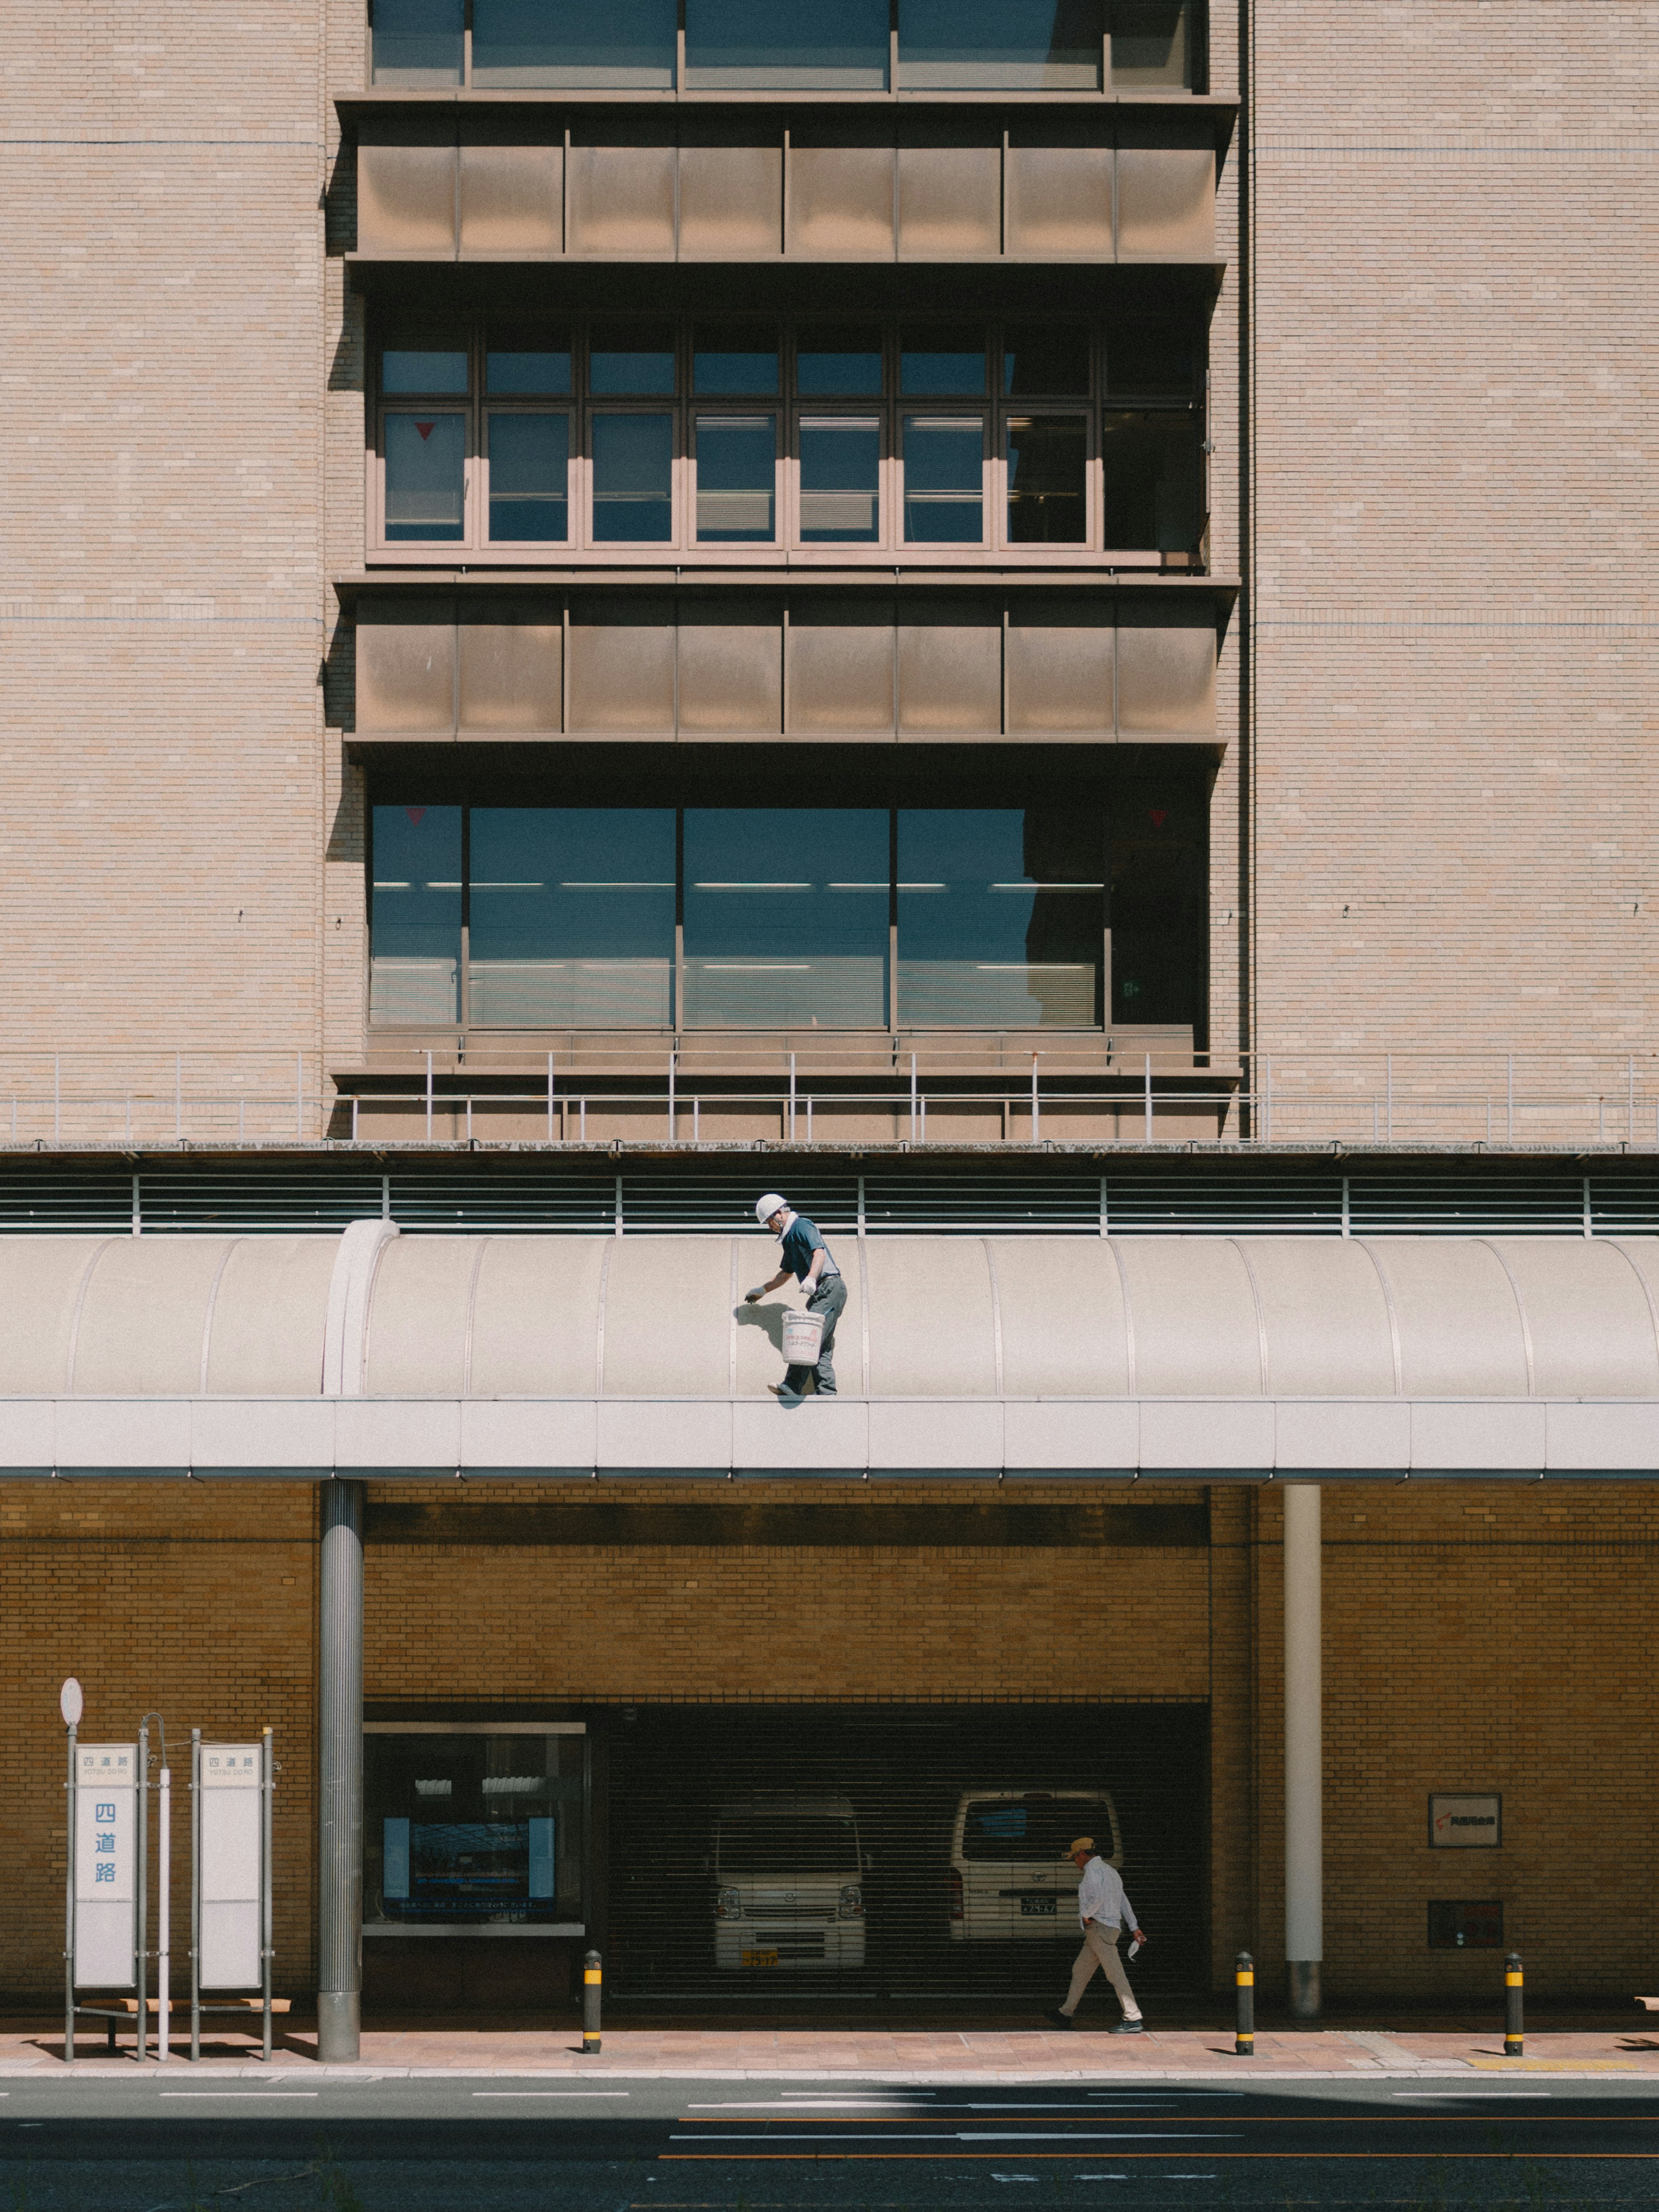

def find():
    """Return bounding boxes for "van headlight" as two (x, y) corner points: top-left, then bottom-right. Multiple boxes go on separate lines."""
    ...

(716, 1887), (742, 1920)
(838, 1884), (864, 1920)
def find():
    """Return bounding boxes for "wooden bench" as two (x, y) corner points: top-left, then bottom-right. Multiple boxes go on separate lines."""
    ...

(114, 1998), (291, 2015)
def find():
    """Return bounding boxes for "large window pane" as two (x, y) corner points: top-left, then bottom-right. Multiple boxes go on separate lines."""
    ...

(381, 339), (468, 396)
(684, 810), (888, 1028)
(591, 413), (674, 542)
(903, 416), (983, 543)
(898, 810), (1102, 1027)
(384, 414), (465, 540)
(486, 330), (572, 395)
(372, 0), (463, 82)
(473, 0), (675, 85)
(589, 322), (676, 397)
(487, 413), (569, 543)
(1109, 779), (1205, 1025)
(686, 0), (887, 86)
(693, 326), (779, 397)
(799, 418), (880, 543)
(797, 325), (884, 397)
(1105, 321), (1197, 402)
(370, 805), (461, 1024)
(468, 809), (674, 1027)
(901, 326), (986, 397)
(695, 416), (775, 543)
(1109, 0), (1192, 88)
(1006, 416), (1087, 543)
(365, 1732), (585, 1929)
(1100, 412), (1202, 550)
(899, 0), (1101, 89)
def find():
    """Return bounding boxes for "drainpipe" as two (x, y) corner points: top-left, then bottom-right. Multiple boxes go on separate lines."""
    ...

(1283, 1483), (1323, 2017)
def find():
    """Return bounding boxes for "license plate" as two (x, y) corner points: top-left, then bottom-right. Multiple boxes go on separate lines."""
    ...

(1019, 1895), (1057, 1917)
(741, 1947), (780, 1966)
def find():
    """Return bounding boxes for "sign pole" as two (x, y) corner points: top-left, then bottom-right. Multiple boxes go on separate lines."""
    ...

(59, 1678), (83, 2066)
(136, 1722), (149, 2063)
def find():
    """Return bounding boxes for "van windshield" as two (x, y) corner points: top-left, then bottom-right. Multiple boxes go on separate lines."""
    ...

(717, 1815), (859, 1873)
(961, 1798), (1109, 1862)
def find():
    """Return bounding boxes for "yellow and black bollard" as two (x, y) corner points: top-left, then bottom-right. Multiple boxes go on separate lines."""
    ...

(582, 1948), (602, 2055)
(1503, 1952), (1523, 2058)
(1234, 1952), (1255, 2056)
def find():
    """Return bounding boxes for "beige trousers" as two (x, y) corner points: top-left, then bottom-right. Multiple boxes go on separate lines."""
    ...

(1061, 1920), (1141, 2018)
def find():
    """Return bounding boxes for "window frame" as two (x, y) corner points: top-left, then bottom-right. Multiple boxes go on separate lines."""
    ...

(366, 313), (1205, 569)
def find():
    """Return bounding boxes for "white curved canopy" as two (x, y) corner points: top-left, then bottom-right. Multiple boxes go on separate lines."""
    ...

(1, 1229), (1657, 1478)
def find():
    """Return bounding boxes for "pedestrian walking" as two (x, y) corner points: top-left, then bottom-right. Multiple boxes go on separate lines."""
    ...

(1048, 1835), (1146, 2032)
(746, 1193), (847, 1403)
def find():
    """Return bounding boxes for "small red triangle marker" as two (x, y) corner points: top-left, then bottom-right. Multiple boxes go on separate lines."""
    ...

(415, 420), (435, 441)
(1149, 808), (1168, 828)
(406, 807), (427, 827)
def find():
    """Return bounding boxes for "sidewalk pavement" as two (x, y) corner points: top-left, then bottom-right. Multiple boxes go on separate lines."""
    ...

(6, 2018), (1659, 2081)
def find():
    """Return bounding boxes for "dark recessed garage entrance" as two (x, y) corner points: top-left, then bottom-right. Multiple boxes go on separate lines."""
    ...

(601, 1703), (1208, 2003)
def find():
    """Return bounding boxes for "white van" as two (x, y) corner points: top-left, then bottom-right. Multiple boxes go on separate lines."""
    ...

(947, 1789), (1123, 1942)
(712, 1792), (867, 1971)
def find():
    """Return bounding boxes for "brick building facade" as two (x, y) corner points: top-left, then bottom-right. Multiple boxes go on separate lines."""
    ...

(3, 3), (1656, 2036)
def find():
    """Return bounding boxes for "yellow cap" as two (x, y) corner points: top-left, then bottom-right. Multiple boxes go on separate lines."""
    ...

(1069, 1836), (1095, 1857)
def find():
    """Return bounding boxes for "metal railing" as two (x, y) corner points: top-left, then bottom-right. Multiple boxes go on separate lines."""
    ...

(1, 1046), (1657, 1150)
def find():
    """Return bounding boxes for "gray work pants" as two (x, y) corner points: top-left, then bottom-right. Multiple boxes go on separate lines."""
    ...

(1060, 1920), (1141, 2019)
(784, 1273), (847, 1397)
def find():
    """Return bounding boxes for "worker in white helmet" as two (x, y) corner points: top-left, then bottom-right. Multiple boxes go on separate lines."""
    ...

(747, 1193), (846, 1403)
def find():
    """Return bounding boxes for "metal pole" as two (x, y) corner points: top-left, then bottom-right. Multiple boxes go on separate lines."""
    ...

(175, 1052), (182, 1141)
(1284, 1484), (1323, 2018)
(1504, 1951), (1524, 2057)
(669, 1049), (677, 1141)
(296, 1052), (304, 1142)
(54, 1052), (60, 1144)
(137, 1723), (149, 2062)
(261, 1727), (274, 2063)
(64, 1720), (77, 2063)
(582, 1949), (602, 2055)
(1385, 1053), (1393, 1144)
(1234, 1951), (1254, 2056)
(1507, 1053), (1514, 1143)
(318, 1483), (364, 2063)
(910, 1053), (918, 1141)
(1031, 1055), (1039, 1144)
(1144, 1052), (1152, 1144)
(788, 1052), (796, 1142)
(425, 1050), (434, 1142)
(1629, 1055), (1636, 1143)
(190, 1731), (201, 2062)
(158, 1761), (171, 2061)
(547, 1051), (555, 1143)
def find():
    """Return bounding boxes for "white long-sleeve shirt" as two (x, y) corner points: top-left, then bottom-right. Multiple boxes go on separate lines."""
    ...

(1076, 1855), (1137, 1933)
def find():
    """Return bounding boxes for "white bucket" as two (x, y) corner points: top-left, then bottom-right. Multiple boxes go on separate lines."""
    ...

(781, 1307), (825, 1365)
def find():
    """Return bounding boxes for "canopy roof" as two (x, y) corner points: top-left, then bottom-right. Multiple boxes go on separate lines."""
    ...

(2, 1229), (1657, 1478)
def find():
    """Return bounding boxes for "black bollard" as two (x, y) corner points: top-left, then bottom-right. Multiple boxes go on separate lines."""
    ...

(582, 1948), (602, 2055)
(1503, 1951), (1523, 2058)
(1234, 1952), (1254, 2056)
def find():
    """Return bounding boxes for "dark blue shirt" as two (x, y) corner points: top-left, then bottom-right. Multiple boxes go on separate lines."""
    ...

(780, 1214), (840, 1284)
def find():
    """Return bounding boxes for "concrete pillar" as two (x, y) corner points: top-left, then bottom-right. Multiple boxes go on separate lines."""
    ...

(317, 1479), (364, 2062)
(1283, 1481), (1323, 2017)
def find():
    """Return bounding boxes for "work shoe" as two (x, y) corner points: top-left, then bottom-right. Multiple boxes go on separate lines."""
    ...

(1047, 2009), (1074, 2029)
(1111, 2018), (1145, 2035)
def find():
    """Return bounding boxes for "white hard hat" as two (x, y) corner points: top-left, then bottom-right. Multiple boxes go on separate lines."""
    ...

(755, 1193), (788, 1224)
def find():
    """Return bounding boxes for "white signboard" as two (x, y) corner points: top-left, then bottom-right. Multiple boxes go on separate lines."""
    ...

(200, 1743), (263, 1987)
(74, 1744), (137, 1988)
(1429, 1792), (1501, 1848)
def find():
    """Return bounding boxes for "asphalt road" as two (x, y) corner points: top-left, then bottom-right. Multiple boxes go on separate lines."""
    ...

(1, 2075), (1656, 2211)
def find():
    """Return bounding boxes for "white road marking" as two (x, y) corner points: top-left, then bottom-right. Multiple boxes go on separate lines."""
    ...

(673, 2132), (1231, 2143)
(159, 2092), (319, 2100)
(472, 2091), (631, 2098)
(1391, 2091), (1554, 2099)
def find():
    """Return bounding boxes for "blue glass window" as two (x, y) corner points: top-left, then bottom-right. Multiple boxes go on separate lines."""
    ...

(486, 414), (569, 543)
(693, 327), (779, 397)
(384, 414), (466, 541)
(591, 413), (674, 542)
(797, 326), (885, 398)
(1006, 416), (1087, 543)
(695, 416), (775, 543)
(683, 810), (889, 1028)
(372, 0), (463, 83)
(799, 418), (880, 543)
(899, 0), (1101, 89)
(900, 327), (987, 397)
(486, 333), (572, 396)
(381, 341), (468, 396)
(370, 806), (461, 1025)
(897, 810), (1102, 1027)
(468, 808), (675, 1027)
(589, 322), (677, 397)
(472, 0), (675, 86)
(686, 0), (888, 86)
(902, 416), (983, 543)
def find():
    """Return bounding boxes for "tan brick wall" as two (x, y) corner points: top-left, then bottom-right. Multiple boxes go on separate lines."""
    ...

(1251, 3), (1659, 1064)
(0, 1481), (318, 1997)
